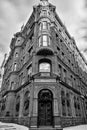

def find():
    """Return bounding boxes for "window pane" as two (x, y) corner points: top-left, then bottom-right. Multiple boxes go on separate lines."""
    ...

(43, 35), (47, 46)
(14, 63), (17, 71)
(43, 22), (47, 30)
(39, 62), (50, 72)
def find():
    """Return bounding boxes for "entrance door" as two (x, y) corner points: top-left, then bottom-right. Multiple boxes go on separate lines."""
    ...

(38, 89), (53, 126)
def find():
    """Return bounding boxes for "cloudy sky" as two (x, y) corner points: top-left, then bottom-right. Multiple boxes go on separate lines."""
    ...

(0, 0), (87, 66)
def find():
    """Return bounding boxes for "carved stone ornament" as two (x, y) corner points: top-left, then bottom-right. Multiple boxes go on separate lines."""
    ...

(40, 0), (49, 6)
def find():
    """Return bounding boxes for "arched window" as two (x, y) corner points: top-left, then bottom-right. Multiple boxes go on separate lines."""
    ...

(39, 62), (51, 72)
(23, 91), (30, 116)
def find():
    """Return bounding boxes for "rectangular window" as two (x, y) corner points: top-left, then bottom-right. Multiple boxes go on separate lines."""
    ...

(43, 35), (47, 46)
(11, 82), (14, 90)
(23, 56), (25, 64)
(21, 76), (25, 85)
(14, 63), (17, 71)
(43, 21), (47, 30)
(28, 46), (33, 56)
(63, 69), (67, 82)
(19, 73), (23, 85)
(58, 64), (62, 77)
(43, 10), (47, 15)
(15, 52), (18, 58)
(27, 65), (32, 78)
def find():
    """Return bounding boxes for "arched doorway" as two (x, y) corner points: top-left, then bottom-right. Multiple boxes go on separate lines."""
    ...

(38, 89), (53, 127)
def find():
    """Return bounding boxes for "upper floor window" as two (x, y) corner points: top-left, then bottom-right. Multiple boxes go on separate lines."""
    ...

(43, 21), (47, 30)
(39, 62), (51, 72)
(10, 81), (14, 90)
(28, 46), (33, 56)
(39, 21), (50, 31)
(43, 35), (48, 46)
(27, 64), (32, 77)
(42, 10), (47, 16)
(15, 52), (18, 58)
(19, 73), (23, 85)
(14, 63), (17, 71)
(39, 35), (50, 47)
(63, 69), (67, 82)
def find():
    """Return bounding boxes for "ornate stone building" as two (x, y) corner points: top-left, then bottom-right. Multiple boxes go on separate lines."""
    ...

(0, 0), (87, 129)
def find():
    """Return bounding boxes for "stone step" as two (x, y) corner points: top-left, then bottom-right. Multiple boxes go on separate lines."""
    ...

(29, 127), (63, 130)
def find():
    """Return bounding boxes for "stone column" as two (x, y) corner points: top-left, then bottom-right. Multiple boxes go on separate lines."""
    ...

(52, 52), (58, 75)
(33, 98), (38, 117)
(30, 86), (38, 128)
(32, 52), (36, 75)
(70, 93), (75, 117)
(19, 89), (24, 117)
(54, 86), (62, 128)
(55, 52), (58, 75)
(54, 98), (59, 116)
(5, 92), (15, 117)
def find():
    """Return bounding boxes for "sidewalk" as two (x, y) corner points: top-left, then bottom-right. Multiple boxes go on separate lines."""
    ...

(0, 122), (87, 130)
(0, 122), (28, 130)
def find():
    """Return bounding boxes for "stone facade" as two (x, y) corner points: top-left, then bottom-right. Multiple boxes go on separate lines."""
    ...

(0, 0), (87, 129)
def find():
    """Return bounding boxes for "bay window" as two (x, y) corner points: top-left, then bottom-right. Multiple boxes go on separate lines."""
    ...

(39, 35), (50, 47)
(43, 35), (48, 46)
(43, 21), (48, 30)
(39, 21), (49, 31)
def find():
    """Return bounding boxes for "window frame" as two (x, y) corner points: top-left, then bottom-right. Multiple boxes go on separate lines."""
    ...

(38, 35), (51, 47)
